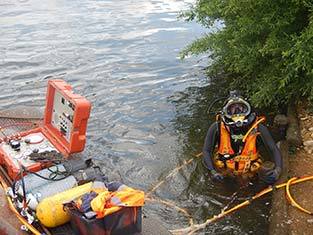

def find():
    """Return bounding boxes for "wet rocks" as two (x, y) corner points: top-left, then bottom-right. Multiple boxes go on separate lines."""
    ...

(274, 114), (289, 126)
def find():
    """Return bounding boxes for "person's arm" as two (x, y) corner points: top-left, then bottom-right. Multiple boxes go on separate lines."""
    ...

(258, 123), (283, 184)
(202, 122), (219, 171)
(258, 124), (283, 169)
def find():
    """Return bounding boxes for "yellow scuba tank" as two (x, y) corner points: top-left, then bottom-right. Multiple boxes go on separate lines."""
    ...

(36, 182), (93, 228)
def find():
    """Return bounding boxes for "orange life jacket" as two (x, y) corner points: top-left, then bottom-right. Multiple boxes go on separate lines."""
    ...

(90, 185), (145, 219)
(214, 117), (265, 176)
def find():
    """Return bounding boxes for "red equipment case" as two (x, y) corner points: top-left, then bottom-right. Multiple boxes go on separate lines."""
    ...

(0, 80), (91, 179)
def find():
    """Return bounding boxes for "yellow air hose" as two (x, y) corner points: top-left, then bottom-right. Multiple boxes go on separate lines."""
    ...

(242, 117), (266, 142)
(286, 176), (313, 215)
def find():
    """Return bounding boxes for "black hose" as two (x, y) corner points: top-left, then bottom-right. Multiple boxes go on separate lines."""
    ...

(26, 157), (73, 182)
(206, 96), (228, 115)
(25, 170), (69, 181)
(20, 168), (27, 206)
(24, 164), (72, 181)
(12, 167), (24, 197)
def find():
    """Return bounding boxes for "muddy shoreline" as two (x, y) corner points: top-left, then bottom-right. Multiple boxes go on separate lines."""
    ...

(270, 102), (313, 235)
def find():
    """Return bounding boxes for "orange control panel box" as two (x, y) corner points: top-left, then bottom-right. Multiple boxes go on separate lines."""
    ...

(0, 79), (91, 179)
(43, 79), (91, 154)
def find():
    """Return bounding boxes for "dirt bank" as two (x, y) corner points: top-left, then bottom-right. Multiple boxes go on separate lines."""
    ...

(270, 102), (313, 235)
(288, 103), (313, 235)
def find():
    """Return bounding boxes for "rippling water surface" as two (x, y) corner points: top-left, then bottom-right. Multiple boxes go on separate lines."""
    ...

(0, 0), (270, 234)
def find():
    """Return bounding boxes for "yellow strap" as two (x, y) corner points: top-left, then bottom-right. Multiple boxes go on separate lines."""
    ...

(242, 117), (266, 142)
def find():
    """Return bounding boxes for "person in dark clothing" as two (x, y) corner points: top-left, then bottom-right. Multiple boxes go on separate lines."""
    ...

(203, 92), (282, 185)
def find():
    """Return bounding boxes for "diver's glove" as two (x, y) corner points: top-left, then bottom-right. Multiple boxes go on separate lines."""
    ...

(261, 167), (282, 185)
(210, 169), (224, 182)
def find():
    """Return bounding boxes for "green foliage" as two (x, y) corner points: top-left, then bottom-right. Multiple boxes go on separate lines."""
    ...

(182, 0), (313, 107)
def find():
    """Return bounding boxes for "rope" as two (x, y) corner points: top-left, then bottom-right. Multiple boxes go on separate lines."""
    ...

(145, 173), (243, 230)
(146, 152), (202, 197)
(145, 152), (204, 229)
(145, 196), (194, 227)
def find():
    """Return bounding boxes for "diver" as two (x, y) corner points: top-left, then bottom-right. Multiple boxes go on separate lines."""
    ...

(203, 91), (282, 185)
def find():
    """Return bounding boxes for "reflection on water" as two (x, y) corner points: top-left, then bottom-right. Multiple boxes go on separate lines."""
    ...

(0, 0), (269, 234)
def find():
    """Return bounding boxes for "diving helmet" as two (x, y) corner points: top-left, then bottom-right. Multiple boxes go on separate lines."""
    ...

(222, 91), (253, 127)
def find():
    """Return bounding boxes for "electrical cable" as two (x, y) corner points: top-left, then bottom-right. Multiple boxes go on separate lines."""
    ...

(48, 163), (70, 177)
(26, 152), (74, 181)
(25, 169), (70, 181)
(24, 162), (72, 182)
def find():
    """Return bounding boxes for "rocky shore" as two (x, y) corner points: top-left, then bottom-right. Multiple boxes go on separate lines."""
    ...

(270, 102), (313, 235)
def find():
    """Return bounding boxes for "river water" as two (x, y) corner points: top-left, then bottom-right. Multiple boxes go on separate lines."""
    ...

(0, 0), (270, 234)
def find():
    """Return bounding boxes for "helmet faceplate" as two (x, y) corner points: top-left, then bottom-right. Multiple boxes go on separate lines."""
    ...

(222, 97), (252, 127)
